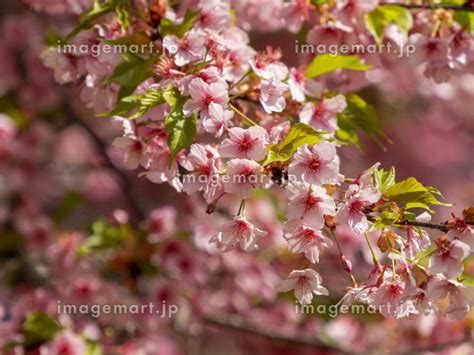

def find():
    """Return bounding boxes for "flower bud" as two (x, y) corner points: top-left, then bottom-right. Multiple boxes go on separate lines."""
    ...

(340, 255), (352, 273)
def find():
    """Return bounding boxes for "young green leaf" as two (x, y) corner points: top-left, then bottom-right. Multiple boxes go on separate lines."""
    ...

(262, 123), (327, 165)
(372, 166), (396, 193)
(385, 177), (450, 210)
(454, 11), (474, 32)
(337, 93), (386, 149)
(160, 10), (198, 38)
(65, 0), (115, 41)
(163, 87), (197, 165)
(306, 54), (372, 78)
(103, 53), (154, 100)
(365, 5), (413, 44)
(23, 312), (62, 347)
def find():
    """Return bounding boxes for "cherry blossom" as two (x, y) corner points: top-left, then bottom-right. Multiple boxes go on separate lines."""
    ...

(336, 185), (381, 234)
(288, 141), (341, 185)
(163, 31), (206, 67)
(284, 224), (333, 263)
(275, 269), (329, 305)
(286, 182), (336, 229)
(428, 239), (470, 279)
(223, 158), (264, 198)
(183, 78), (229, 119)
(259, 78), (288, 113)
(203, 102), (233, 137)
(211, 216), (266, 252)
(219, 126), (269, 161)
(299, 95), (347, 134)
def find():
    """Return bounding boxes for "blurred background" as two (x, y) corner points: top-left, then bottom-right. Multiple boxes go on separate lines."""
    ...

(0, 0), (473, 354)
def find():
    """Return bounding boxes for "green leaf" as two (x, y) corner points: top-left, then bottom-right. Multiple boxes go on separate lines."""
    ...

(23, 312), (62, 347)
(337, 93), (386, 149)
(97, 94), (142, 117)
(65, 0), (115, 41)
(366, 5), (413, 44)
(262, 123), (327, 165)
(114, 0), (132, 30)
(78, 219), (129, 255)
(104, 53), (154, 86)
(163, 87), (197, 165)
(385, 177), (450, 209)
(128, 88), (167, 119)
(103, 53), (154, 100)
(86, 341), (103, 355)
(306, 54), (372, 78)
(454, 11), (474, 32)
(160, 10), (198, 38)
(372, 166), (396, 194)
(311, 0), (329, 4)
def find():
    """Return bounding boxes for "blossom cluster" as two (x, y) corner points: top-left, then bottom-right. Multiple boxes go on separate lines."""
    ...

(0, 0), (473, 353)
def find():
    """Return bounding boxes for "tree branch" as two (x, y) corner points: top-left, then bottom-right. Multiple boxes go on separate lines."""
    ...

(203, 314), (472, 354)
(365, 213), (452, 232)
(202, 314), (350, 353)
(381, 2), (474, 12)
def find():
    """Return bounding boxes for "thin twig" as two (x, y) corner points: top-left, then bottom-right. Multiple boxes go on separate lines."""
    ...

(381, 2), (474, 12)
(365, 213), (461, 232)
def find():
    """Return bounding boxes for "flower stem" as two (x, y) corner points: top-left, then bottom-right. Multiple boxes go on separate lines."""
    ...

(364, 232), (380, 267)
(229, 103), (258, 126)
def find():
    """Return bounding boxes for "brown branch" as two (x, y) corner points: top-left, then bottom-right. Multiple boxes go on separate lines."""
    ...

(381, 2), (474, 12)
(365, 213), (457, 232)
(203, 314), (472, 354)
(202, 314), (350, 353)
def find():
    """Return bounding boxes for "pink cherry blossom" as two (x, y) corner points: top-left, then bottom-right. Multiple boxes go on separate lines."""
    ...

(203, 102), (233, 137)
(40, 331), (88, 355)
(428, 239), (470, 279)
(113, 136), (149, 170)
(336, 185), (381, 235)
(427, 275), (473, 319)
(404, 226), (431, 259)
(299, 95), (347, 134)
(280, 0), (313, 33)
(288, 141), (340, 185)
(183, 78), (229, 119)
(219, 126), (269, 161)
(447, 216), (474, 249)
(286, 182), (336, 229)
(182, 143), (223, 203)
(371, 279), (416, 318)
(223, 158), (263, 198)
(249, 50), (289, 80)
(275, 269), (328, 305)
(284, 223), (333, 263)
(288, 67), (323, 102)
(211, 216), (266, 252)
(259, 78), (288, 113)
(196, 0), (231, 31)
(163, 31), (206, 66)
